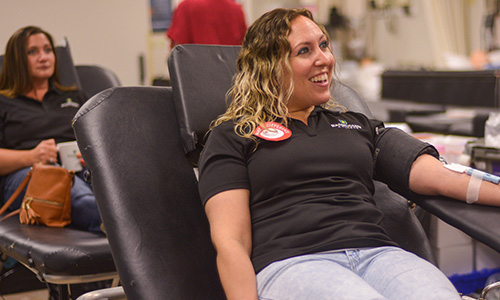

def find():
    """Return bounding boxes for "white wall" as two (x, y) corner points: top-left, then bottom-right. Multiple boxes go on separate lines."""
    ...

(0, 0), (150, 86)
(242, 0), (487, 68)
(0, 0), (489, 85)
(371, 1), (435, 68)
(339, 0), (486, 69)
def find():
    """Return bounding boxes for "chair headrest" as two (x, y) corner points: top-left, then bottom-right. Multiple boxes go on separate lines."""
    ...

(55, 39), (82, 90)
(168, 44), (241, 156)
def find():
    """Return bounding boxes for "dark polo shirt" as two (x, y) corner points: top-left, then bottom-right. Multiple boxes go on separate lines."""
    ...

(0, 84), (85, 150)
(198, 106), (437, 273)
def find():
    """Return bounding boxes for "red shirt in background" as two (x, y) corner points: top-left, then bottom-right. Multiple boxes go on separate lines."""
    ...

(167, 0), (247, 47)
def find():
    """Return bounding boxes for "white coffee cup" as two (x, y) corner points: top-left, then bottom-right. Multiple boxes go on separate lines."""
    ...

(57, 141), (83, 172)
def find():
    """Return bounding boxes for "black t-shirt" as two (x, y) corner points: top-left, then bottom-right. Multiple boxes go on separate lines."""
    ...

(198, 106), (434, 273)
(0, 83), (85, 150)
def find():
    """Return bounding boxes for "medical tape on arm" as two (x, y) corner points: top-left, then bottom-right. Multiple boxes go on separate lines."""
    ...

(443, 163), (500, 204)
(466, 169), (483, 204)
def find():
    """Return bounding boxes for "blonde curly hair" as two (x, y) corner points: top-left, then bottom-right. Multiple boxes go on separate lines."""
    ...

(212, 8), (337, 139)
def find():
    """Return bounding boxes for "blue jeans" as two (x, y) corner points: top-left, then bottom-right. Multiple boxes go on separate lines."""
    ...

(3, 167), (102, 233)
(256, 246), (461, 300)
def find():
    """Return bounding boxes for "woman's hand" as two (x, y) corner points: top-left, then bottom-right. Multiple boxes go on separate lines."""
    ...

(31, 139), (58, 165)
(76, 152), (85, 167)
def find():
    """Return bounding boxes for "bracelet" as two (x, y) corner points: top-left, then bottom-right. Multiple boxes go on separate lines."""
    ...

(466, 169), (483, 204)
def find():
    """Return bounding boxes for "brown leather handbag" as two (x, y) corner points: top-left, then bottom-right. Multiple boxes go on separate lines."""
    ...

(0, 163), (74, 227)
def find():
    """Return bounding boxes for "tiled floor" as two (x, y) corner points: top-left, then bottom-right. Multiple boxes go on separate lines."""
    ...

(2, 289), (48, 300)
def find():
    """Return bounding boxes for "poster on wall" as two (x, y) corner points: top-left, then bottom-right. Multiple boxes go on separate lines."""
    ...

(150, 0), (172, 32)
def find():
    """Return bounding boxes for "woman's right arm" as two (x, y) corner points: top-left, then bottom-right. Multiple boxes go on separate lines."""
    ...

(0, 139), (57, 175)
(205, 188), (258, 300)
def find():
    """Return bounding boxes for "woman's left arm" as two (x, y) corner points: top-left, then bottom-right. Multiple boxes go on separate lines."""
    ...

(409, 154), (500, 207)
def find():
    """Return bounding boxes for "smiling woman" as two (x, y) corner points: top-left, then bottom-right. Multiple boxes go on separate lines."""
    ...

(194, 7), (500, 300)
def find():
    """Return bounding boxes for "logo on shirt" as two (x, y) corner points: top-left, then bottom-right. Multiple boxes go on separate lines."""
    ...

(60, 98), (80, 108)
(331, 119), (362, 130)
(254, 122), (291, 141)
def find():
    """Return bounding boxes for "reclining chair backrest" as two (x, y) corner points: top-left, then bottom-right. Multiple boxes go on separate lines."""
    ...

(168, 44), (436, 265)
(75, 65), (121, 98)
(56, 40), (83, 90)
(168, 45), (241, 162)
(73, 86), (225, 300)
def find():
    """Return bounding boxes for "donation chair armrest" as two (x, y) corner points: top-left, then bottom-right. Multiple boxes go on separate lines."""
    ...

(410, 193), (500, 252)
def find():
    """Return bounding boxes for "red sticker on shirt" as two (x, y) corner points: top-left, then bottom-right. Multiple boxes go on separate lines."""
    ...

(254, 122), (292, 141)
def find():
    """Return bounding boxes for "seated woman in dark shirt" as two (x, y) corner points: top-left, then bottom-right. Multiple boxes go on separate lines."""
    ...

(198, 8), (500, 300)
(0, 26), (101, 233)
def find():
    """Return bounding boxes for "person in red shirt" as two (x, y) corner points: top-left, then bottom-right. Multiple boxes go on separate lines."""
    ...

(167, 0), (247, 48)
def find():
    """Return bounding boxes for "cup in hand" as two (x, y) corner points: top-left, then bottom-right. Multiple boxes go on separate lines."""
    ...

(57, 141), (83, 172)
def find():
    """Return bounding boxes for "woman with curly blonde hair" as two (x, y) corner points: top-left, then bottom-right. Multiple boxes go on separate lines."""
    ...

(212, 8), (335, 139)
(198, 7), (497, 300)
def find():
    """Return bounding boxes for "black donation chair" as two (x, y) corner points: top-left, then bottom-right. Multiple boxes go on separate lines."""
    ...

(74, 45), (496, 300)
(73, 86), (224, 300)
(0, 41), (120, 299)
(75, 65), (121, 99)
(73, 44), (500, 299)
(167, 45), (500, 299)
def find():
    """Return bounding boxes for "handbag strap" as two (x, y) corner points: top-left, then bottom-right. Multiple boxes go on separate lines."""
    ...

(0, 169), (32, 217)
